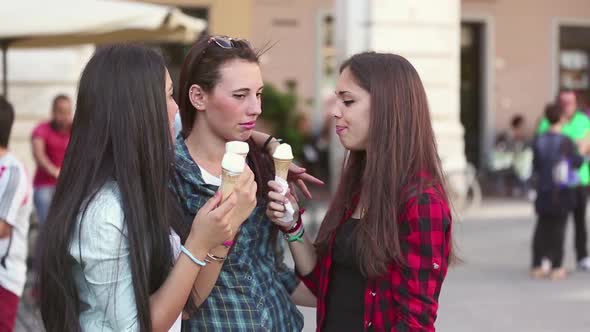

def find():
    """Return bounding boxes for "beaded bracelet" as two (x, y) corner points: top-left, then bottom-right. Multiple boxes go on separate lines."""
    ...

(180, 245), (206, 267)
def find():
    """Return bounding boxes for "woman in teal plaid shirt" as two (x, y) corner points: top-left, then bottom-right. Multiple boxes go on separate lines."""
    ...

(174, 35), (321, 331)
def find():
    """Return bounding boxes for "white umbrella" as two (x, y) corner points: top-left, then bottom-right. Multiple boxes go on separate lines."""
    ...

(0, 0), (207, 95)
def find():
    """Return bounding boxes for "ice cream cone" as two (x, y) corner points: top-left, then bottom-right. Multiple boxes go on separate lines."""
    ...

(219, 152), (245, 201)
(273, 158), (292, 180)
(220, 168), (241, 201)
(272, 143), (293, 180)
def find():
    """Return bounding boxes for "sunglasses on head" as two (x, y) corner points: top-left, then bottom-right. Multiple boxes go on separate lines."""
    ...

(208, 36), (251, 49)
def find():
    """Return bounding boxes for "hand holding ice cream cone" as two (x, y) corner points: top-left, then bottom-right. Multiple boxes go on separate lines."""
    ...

(220, 152), (245, 201)
(227, 164), (257, 234)
(219, 152), (257, 234)
(272, 143), (296, 223)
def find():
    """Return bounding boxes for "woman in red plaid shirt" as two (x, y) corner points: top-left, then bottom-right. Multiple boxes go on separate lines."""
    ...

(267, 52), (454, 331)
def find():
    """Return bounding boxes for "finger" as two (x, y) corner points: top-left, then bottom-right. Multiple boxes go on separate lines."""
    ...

(285, 191), (299, 205)
(268, 190), (287, 203)
(299, 173), (325, 185)
(201, 191), (223, 213)
(289, 163), (306, 174)
(296, 179), (312, 199)
(269, 201), (286, 212)
(238, 166), (254, 185)
(244, 164), (254, 178)
(212, 193), (236, 217)
(273, 211), (285, 219)
(224, 226), (233, 241)
(267, 181), (284, 193)
(288, 182), (301, 202)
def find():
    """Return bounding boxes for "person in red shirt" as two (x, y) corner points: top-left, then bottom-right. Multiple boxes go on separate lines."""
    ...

(31, 94), (72, 224)
(267, 52), (454, 331)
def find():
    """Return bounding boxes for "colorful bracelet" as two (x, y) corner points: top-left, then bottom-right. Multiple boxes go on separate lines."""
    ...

(280, 216), (302, 234)
(285, 226), (305, 243)
(180, 245), (207, 267)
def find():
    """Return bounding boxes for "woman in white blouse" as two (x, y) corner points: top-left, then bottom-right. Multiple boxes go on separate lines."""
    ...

(36, 44), (258, 332)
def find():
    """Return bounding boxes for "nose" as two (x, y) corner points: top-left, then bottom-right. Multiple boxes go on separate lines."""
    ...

(248, 96), (262, 116)
(330, 102), (342, 119)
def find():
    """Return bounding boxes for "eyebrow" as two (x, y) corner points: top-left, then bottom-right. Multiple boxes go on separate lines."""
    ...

(335, 90), (352, 96)
(232, 86), (264, 93)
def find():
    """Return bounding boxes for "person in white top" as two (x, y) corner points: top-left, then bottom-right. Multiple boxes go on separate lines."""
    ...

(0, 96), (33, 331)
(36, 45), (258, 332)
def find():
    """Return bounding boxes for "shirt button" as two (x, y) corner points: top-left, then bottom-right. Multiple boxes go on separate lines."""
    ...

(366, 321), (372, 327)
(246, 276), (253, 281)
(433, 262), (440, 270)
(370, 291), (376, 297)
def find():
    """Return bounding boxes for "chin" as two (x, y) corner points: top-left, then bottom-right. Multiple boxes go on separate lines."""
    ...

(338, 138), (352, 150)
(232, 130), (252, 142)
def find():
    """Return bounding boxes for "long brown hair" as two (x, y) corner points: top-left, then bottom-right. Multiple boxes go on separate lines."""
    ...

(315, 52), (449, 277)
(178, 34), (273, 199)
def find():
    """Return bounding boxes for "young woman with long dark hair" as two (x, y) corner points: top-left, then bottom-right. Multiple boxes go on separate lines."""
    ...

(37, 44), (258, 332)
(267, 52), (453, 331)
(173, 35), (322, 331)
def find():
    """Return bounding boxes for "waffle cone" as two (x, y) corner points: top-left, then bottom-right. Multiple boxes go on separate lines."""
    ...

(273, 158), (292, 180)
(220, 169), (241, 201)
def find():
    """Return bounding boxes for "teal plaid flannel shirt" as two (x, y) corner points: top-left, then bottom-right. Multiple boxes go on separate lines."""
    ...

(173, 136), (303, 332)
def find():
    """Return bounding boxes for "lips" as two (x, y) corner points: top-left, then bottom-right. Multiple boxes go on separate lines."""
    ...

(335, 126), (347, 135)
(240, 121), (257, 130)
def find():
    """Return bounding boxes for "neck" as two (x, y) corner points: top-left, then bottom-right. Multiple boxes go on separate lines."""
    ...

(549, 124), (562, 133)
(566, 111), (577, 121)
(51, 121), (69, 133)
(0, 147), (7, 158)
(186, 118), (226, 176)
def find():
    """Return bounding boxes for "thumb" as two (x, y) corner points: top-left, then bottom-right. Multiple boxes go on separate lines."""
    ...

(201, 192), (223, 214)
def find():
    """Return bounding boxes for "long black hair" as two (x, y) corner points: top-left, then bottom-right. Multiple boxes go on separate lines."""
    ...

(37, 44), (188, 331)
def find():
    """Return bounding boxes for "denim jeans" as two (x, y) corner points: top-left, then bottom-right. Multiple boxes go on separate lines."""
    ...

(33, 185), (55, 224)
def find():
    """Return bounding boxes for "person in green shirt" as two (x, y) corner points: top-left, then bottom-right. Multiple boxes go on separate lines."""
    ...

(538, 89), (590, 271)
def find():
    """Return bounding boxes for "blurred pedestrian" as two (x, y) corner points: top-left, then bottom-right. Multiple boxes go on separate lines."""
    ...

(31, 94), (72, 224)
(538, 89), (590, 271)
(531, 104), (588, 280)
(0, 96), (33, 331)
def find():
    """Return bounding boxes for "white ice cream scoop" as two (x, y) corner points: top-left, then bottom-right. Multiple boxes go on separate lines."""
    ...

(222, 152), (245, 173)
(225, 141), (249, 157)
(272, 143), (293, 160)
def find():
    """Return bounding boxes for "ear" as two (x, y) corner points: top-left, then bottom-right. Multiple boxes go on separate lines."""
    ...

(189, 84), (207, 112)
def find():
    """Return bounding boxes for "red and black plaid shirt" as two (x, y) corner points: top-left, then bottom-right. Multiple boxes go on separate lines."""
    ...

(300, 185), (452, 331)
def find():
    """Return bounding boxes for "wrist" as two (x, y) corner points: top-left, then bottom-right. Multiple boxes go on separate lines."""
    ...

(185, 235), (209, 259)
(210, 245), (230, 256)
(263, 136), (283, 155)
(280, 215), (303, 234)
